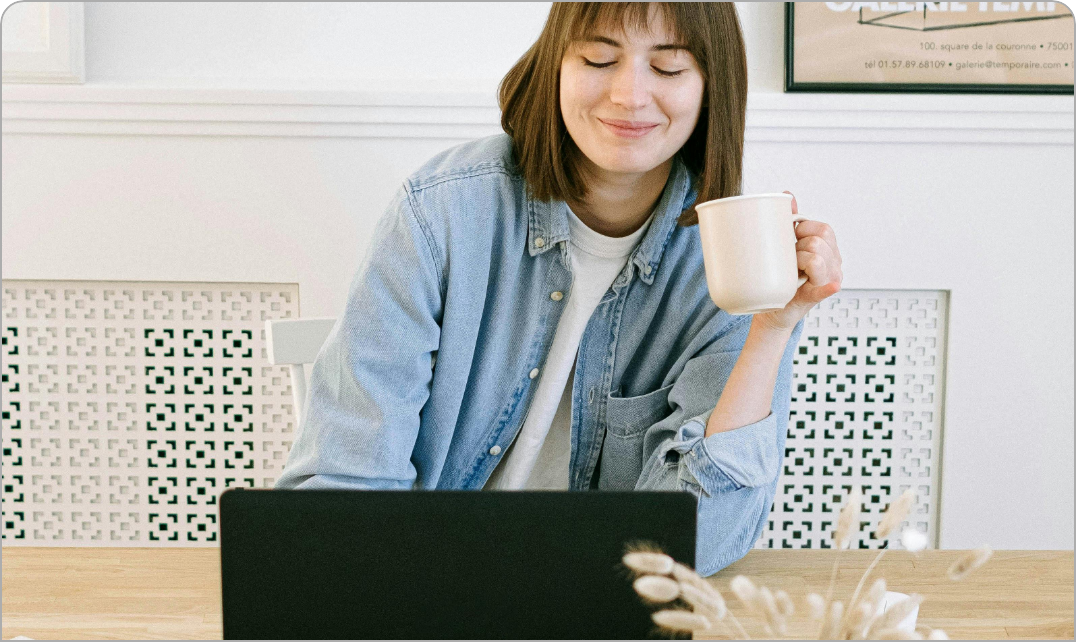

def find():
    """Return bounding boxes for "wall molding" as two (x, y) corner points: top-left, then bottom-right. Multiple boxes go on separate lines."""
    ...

(2, 83), (1072, 144)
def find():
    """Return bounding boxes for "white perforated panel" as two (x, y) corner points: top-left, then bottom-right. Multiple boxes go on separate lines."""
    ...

(2, 282), (944, 550)
(2, 281), (298, 545)
(758, 290), (947, 550)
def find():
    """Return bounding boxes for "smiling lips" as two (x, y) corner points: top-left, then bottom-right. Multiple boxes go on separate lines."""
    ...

(598, 118), (660, 139)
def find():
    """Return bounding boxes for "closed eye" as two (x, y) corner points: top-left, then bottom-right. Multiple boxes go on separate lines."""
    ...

(582, 58), (615, 69)
(582, 57), (686, 78)
(652, 66), (685, 77)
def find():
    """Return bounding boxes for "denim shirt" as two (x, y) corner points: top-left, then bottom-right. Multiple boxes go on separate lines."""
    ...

(276, 134), (804, 576)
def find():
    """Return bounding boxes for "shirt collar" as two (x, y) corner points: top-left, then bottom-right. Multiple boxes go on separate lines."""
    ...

(526, 155), (693, 286)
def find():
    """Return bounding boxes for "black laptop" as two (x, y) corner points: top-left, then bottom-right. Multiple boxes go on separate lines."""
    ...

(219, 489), (696, 639)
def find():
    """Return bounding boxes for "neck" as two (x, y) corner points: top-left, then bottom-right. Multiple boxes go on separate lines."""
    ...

(567, 157), (674, 238)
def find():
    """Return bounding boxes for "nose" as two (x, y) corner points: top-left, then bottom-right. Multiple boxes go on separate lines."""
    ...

(607, 60), (651, 112)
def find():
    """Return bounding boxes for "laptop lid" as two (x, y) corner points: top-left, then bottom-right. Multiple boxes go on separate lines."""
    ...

(220, 489), (696, 639)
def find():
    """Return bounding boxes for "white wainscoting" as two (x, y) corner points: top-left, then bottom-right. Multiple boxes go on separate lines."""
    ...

(2, 84), (1072, 143)
(1, 85), (1072, 551)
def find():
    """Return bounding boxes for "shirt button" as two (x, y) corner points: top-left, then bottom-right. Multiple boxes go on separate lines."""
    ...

(534, 237), (545, 248)
(529, 368), (539, 379)
(644, 265), (653, 275)
(550, 291), (563, 301)
(489, 445), (502, 456)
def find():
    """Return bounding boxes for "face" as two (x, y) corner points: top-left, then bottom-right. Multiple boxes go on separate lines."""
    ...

(559, 10), (705, 178)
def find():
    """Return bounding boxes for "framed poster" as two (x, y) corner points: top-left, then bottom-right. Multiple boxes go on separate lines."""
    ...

(1, 1), (85, 84)
(785, 1), (1074, 94)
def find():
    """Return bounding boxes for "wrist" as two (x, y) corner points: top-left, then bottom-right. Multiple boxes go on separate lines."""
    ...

(749, 313), (798, 341)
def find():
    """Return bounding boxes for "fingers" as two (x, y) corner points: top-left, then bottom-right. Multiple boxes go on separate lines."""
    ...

(797, 249), (843, 298)
(796, 235), (842, 273)
(796, 250), (829, 287)
(783, 193), (842, 301)
(793, 220), (837, 247)
(794, 221), (841, 268)
(796, 235), (828, 256)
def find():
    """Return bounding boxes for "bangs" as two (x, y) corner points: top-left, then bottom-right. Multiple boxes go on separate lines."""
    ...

(499, 2), (747, 225)
(570, 2), (691, 48)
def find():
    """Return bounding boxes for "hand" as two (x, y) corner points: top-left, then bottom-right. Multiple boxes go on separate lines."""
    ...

(753, 191), (843, 333)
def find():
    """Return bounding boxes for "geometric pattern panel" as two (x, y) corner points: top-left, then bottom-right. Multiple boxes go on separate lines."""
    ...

(1, 281), (299, 546)
(757, 290), (946, 551)
(2, 282), (945, 549)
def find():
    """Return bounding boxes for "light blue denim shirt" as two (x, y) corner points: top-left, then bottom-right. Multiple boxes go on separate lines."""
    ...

(276, 134), (804, 575)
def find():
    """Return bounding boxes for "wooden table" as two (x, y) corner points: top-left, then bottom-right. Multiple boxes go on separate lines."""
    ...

(2, 548), (1072, 640)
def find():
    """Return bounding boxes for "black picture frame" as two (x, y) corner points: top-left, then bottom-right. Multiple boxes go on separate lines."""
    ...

(784, 2), (1074, 94)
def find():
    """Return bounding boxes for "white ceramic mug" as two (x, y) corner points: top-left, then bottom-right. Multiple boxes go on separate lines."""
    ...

(877, 591), (919, 632)
(695, 192), (808, 315)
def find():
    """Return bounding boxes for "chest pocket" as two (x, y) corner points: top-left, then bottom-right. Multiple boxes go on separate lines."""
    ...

(602, 384), (674, 486)
(606, 384), (674, 436)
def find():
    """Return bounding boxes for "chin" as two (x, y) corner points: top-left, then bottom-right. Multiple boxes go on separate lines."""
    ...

(587, 148), (666, 176)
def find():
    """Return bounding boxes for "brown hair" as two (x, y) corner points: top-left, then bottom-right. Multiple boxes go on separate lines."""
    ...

(498, 2), (748, 227)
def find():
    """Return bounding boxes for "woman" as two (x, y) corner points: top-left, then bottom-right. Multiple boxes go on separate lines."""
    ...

(277, 2), (843, 575)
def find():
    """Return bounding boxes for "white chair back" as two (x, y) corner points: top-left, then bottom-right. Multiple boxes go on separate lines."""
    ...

(265, 317), (336, 428)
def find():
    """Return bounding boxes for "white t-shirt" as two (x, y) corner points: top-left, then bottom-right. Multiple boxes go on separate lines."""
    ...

(485, 207), (652, 490)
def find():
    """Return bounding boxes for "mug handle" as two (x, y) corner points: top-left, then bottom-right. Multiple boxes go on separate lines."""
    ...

(792, 214), (809, 287)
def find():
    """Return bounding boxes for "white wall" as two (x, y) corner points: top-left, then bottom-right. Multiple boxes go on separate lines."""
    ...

(2, 2), (1073, 551)
(77, 2), (785, 92)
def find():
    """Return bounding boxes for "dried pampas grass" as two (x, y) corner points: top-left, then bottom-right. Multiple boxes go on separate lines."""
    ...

(730, 574), (760, 610)
(758, 586), (787, 635)
(866, 578), (888, 610)
(819, 600), (845, 639)
(947, 545), (993, 581)
(774, 589), (795, 618)
(623, 486), (975, 640)
(805, 593), (827, 621)
(670, 561), (707, 589)
(679, 579), (726, 619)
(672, 561), (729, 619)
(633, 575), (680, 603)
(825, 487), (864, 612)
(834, 487), (864, 550)
(651, 608), (712, 632)
(843, 487), (921, 628)
(623, 550), (675, 576)
(876, 489), (916, 540)
(901, 529), (929, 553)
(843, 599), (875, 640)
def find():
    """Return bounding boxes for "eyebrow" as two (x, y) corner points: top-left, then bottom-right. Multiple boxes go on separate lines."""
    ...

(582, 36), (689, 52)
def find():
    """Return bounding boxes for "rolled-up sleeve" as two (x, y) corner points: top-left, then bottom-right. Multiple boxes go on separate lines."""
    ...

(275, 183), (443, 491)
(636, 316), (804, 576)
